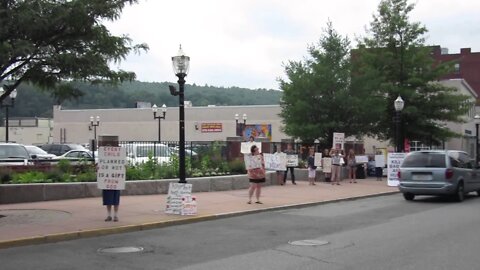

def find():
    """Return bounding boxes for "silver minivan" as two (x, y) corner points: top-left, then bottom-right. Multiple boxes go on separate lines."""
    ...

(398, 150), (480, 202)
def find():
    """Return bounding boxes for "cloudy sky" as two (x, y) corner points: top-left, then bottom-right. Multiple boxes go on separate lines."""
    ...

(106, 0), (480, 90)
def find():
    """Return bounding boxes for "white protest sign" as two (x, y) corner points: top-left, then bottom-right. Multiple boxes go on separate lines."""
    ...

(240, 142), (262, 154)
(244, 154), (263, 170)
(387, 153), (406, 187)
(264, 153), (287, 171)
(322, 157), (332, 173)
(355, 155), (369, 163)
(286, 155), (298, 167)
(314, 153), (323, 167)
(97, 147), (127, 190)
(333, 132), (345, 150)
(166, 183), (193, 215)
(180, 195), (197, 216)
(375, 154), (386, 168)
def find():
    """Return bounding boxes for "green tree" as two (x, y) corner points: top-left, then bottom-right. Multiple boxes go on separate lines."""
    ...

(280, 22), (380, 145)
(355, 0), (471, 148)
(0, 0), (148, 103)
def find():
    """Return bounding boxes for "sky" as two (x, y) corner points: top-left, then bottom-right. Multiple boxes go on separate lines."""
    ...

(106, 0), (480, 90)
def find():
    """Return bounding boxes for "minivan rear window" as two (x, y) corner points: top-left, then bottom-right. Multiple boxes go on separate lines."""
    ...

(401, 152), (446, 168)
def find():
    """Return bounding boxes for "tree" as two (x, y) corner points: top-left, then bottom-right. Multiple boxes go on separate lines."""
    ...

(355, 0), (471, 148)
(0, 0), (148, 103)
(279, 22), (381, 145)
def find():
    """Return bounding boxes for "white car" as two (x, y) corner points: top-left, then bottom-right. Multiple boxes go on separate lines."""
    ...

(24, 145), (57, 160)
(0, 143), (30, 166)
(122, 143), (171, 165)
(59, 150), (96, 164)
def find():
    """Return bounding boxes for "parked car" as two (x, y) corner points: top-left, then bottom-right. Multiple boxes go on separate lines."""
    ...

(39, 143), (87, 156)
(58, 150), (96, 164)
(24, 145), (57, 160)
(398, 150), (480, 202)
(0, 143), (31, 166)
(121, 143), (171, 165)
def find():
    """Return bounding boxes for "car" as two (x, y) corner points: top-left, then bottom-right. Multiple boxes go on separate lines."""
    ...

(398, 150), (480, 202)
(0, 143), (31, 166)
(39, 143), (87, 156)
(58, 150), (96, 164)
(121, 143), (171, 165)
(24, 145), (57, 160)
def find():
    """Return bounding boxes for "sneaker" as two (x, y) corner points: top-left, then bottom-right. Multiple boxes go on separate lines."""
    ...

(105, 216), (112, 222)
(113, 217), (119, 222)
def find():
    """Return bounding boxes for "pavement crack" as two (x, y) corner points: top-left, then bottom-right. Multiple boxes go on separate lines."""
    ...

(274, 248), (333, 264)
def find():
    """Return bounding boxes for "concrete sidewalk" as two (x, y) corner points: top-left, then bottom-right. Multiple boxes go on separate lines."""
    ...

(0, 178), (398, 249)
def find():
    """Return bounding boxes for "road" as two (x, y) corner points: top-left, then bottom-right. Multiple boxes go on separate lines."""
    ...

(1, 194), (480, 270)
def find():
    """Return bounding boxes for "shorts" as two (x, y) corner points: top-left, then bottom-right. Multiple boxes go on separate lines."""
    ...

(249, 178), (266, 183)
(308, 168), (316, 178)
(103, 190), (121, 205)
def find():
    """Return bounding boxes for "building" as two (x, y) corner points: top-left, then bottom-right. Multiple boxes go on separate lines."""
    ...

(0, 117), (53, 145)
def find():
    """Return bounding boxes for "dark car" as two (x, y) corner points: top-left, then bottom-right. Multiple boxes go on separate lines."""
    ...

(39, 144), (87, 156)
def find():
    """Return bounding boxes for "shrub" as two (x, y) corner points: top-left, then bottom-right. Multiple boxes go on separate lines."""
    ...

(228, 159), (246, 174)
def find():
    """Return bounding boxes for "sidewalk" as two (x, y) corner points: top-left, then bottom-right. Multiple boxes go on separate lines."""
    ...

(0, 178), (397, 249)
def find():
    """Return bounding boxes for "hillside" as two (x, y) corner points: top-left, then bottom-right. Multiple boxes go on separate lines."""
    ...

(8, 81), (282, 118)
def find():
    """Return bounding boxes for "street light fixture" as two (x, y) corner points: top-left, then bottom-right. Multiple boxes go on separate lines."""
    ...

(152, 104), (167, 142)
(235, 113), (247, 136)
(474, 114), (480, 164)
(89, 116), (100, 163)
(394, 96), (405, 152)
(0, 87), (17, 142)
(170, 45), (190, 184)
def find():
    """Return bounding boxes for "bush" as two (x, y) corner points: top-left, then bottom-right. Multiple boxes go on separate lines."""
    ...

(228, 159), (246, 174)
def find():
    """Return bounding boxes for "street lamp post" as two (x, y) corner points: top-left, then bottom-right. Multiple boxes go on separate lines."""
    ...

(0, 87), (17, 142)
(169, 45), (190, 184)
(152, 104), (167, 142)
(474, 114), (480, 164)
(394, 96), (405, 152)
(89, 116), (100, 163)
(234, 113), (247, 136)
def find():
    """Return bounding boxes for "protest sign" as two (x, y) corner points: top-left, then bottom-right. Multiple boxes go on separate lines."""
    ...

(240, 142), (262, 154)
(244, 154), (263, 170)
(97, 146), (126, 190)
(264, 153), (287, 171)
(165, 183), (193, 215)
(387, 153), (406, 187)
(375, 154), (386, 168)
(286, 155), (299, 167)
(322, 157), (332, 173)
(314, 153), (323, 167)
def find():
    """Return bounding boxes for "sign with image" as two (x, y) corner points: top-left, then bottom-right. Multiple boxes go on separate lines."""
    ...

(387, 153), (406, 187)
(97, 147), (127, 190)
(333, 132), (345, 150)
(355, 155), (369, 163)
(244, 154), (263, 170)
(264, 153), (287, 171)
(240, 142), (262, 154)
(314, 153), (323, 167)
(286, 155), (299, 167)
(165, 183), (194, 215)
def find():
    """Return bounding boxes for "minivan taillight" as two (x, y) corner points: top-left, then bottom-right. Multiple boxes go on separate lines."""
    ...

(397, 170), (401, 180)
(445, 168), (454, 180)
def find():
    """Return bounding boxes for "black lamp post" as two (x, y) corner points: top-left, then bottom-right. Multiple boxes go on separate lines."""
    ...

(235, 113), (247, 136)
(394, 96), (405, 152)
(152, 104), (167, 142)
(169, 45), (190, 184)
(0, 87), (17, 143)
(474, 114), (480, 164)
(89, 116), (100, 162)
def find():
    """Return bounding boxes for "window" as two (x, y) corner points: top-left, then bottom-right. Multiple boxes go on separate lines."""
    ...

(454, 63), (460, 73)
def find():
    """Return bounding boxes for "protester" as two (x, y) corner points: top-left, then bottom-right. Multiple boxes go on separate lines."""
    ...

(283, 143), (296, 185)
(247, 145), (266, 204)
(307, 147), (317, 185)
(103, 190), (120, 222)
(330, 148), (343, 185)
(347, 149), (357, 183)
(322, 148), (331, 182)
(274, 145), (286, 185)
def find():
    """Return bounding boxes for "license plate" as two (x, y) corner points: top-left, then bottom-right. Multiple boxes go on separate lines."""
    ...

(412, 174), (432, 181)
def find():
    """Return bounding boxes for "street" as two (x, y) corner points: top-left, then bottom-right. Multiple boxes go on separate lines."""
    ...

(1, 193), (480, 270)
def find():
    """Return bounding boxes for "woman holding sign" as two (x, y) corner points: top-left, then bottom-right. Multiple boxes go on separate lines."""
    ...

(247, 145), (266, 204)
(347, 149), (357, 183)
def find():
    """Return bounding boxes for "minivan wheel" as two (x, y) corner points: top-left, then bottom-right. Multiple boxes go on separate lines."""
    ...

(455, 183), (465, 202)
(403, 193), (415, 201)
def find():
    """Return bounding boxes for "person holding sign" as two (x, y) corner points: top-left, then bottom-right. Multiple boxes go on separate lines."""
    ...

(307, 147), (317, 185)
(330, 148), (343, 185)
(347, 149), (357, 183)
(283, 143), (297, 185)
(247, 145), (266, 204)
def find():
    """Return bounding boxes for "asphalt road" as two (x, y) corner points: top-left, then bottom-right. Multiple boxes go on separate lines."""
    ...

(1, 193), (480, 270)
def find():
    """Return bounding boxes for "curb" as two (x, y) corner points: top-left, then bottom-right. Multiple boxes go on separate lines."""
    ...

(0, 191), (399, 250)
